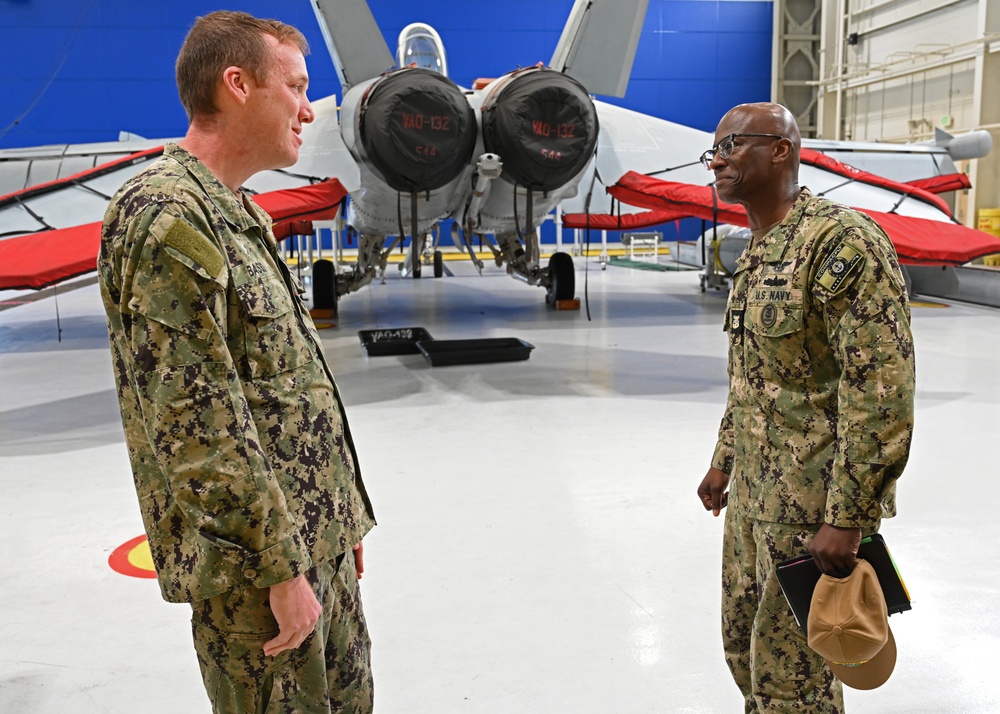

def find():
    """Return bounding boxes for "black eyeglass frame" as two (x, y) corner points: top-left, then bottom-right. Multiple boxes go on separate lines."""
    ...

(700, 133), (785, 169)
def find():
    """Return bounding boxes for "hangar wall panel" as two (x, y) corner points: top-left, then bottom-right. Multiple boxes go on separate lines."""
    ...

(816, 0), (998, 226)
(852, 0), (977, 60)
(818, 0), (982, 138)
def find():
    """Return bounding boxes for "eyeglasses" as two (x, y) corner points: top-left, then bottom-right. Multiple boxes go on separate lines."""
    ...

(700, 133), (785, 169)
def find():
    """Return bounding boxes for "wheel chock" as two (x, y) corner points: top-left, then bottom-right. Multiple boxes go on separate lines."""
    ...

(554, 298), (581, 310)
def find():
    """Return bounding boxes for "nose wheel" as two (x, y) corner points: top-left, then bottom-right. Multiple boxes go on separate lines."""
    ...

(546, 251), (575, 304)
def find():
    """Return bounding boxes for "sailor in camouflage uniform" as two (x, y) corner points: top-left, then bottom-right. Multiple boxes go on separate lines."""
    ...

(98, 12), (375, 713)
(696, 103), (915, 712)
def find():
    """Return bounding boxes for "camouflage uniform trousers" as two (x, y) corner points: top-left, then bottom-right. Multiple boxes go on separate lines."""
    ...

(722, 504), (844, 713)
(191, 548), (373, 714)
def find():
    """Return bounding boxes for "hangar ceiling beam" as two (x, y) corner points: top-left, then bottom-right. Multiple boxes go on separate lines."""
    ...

(772, 0), (823, 138)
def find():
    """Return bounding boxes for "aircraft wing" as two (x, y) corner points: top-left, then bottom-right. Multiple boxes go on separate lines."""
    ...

(559, 104), (996, 266)
(0, 147), (167, 237)
(802, 138), (956, 182)
(803, 128), (992, 182)
(560, 101), (712, 214)
(564, 102), (987, 220)
(572, 171), (1000, 266)
(0, 164), (348, 291)
(549, 0), (649, 98)
(0, 96), (360, 292)
(0, 137), (164, 197)
(0, 146), (335, 238)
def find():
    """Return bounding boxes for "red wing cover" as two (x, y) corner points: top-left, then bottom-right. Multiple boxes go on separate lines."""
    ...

(0, 179), (349, 291)
(253, 179), (348, 242)
(563, 174), (749, 230)
(0, 222), (102, 291)
(799, 148), (954, 217)
(562, 209), (690, 230)
(862, 210), (1000, 265)
(572, 171), (1000, 267)
(905, 173), (972, 195)
(252, 179), (348, 224)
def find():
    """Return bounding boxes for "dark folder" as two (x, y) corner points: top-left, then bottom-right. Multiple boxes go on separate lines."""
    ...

(775, 533), (911, 637)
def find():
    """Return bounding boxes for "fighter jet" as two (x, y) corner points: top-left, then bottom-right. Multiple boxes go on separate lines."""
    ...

(1, 0), (996, 302)
(294, 0), (654, 307)
(278, 0), (1000, 307)
(0, 0), (653, 304)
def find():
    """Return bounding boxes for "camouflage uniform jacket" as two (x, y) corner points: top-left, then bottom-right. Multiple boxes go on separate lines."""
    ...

(711, 188), (915, 529)
(99, 143), (375, 604)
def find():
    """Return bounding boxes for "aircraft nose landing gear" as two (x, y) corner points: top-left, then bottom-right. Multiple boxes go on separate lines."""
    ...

(545, 251), (576, 306)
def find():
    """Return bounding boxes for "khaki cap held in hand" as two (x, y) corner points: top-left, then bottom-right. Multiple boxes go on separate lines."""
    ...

(807, 559), (897, 690)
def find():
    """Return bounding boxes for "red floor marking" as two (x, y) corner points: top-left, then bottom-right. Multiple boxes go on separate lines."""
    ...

(108, 534), (157, 579)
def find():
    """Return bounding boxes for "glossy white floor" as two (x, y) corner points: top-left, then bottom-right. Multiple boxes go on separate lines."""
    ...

(2, 256), (998, 713)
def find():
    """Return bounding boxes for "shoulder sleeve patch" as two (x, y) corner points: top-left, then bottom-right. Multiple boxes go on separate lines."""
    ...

(815, 242), (865, 295)
(162, 218), (224, 279)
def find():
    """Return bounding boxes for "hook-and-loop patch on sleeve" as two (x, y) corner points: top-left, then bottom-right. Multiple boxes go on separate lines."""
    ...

(815, 241), (865, 296)
(162, 217), (224, 280)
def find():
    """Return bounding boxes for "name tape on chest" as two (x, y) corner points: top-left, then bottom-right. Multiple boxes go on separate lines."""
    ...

(816, 242), (864, 295)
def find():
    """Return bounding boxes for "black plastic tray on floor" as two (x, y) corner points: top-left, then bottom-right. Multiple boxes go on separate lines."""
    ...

(358, 327), (433, 356)
(416, 338), (534, 367)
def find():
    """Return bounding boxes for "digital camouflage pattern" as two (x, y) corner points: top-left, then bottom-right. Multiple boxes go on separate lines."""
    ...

(722, 509), (843, 712)
(712, 188), (915, 529)
(98, 143), (375, 604)
(711, 188), (914, 712)
(192, 549), (373, 713)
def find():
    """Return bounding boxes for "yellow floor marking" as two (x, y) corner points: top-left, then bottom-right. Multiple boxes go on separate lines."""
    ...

(910, 300), (950, 308)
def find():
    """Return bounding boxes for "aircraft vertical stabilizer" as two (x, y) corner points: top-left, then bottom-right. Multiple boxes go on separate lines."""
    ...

(549, 0), (649, 98)
(310, 0), (395, 91)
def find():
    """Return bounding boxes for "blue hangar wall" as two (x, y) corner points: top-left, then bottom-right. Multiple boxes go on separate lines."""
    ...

(0, 0), (773, 241)
(0, 0), (772, 148)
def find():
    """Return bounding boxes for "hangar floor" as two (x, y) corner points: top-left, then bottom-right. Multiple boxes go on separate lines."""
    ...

(1, 257), (998, 713)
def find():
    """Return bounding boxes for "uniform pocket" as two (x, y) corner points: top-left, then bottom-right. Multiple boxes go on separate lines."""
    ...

(847, 437), (884, 465)
(191, 583), (290, 680)
(746, 302), (803, 338)
(192, 621), (290, 679)
(235, 274), (314, 380)
(744, 299), (811, 380)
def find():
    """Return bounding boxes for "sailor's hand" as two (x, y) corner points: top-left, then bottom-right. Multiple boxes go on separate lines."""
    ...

(697, 467), (730, 516)
(264, 574), (321, 657)
(353, 542), (364, 579)
(809, 523), (862, 577)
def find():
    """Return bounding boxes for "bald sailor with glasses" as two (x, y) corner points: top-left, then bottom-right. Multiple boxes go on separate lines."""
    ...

(695, 103), (915, 712)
